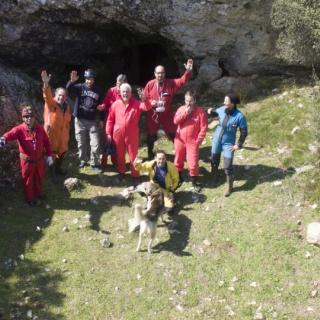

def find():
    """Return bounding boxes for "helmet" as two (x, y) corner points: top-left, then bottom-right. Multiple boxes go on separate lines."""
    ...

(103, 142), (116, 156)
(84, 69), (96, 79)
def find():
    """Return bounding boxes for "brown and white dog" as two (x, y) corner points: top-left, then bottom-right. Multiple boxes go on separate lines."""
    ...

(129, 181), (164, 253)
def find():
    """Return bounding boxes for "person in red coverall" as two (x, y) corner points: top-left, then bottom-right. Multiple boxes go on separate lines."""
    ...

(0, 105), (53, 206)
(105, 83), (151, 183)
(174, 90), (208, 192)
(98, 74), (127, 167)
(143, 59), (193, 159)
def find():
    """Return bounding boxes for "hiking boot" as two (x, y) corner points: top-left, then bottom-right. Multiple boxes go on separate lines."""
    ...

(224, 175), (234, 197)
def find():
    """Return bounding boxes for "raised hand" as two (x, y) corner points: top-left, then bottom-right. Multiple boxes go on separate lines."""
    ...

(184, 58), (193, 72)
(41, 70), (51, 86)
(70, 70), (79, 83)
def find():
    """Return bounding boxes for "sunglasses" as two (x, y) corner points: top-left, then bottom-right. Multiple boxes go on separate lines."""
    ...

(23, 115), (34, 119)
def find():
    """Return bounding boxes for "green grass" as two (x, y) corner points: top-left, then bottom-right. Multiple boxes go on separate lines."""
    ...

(0, 85), (320, 319)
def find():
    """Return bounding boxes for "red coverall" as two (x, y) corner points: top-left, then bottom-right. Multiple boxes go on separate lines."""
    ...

(101, 86), (121, 166)
(106, 97), (151, 177)
(3, 123), (52, 202)
(102, 86), (121, 118)
(174, 106), (208, 176)
(143, 71), (192, 135)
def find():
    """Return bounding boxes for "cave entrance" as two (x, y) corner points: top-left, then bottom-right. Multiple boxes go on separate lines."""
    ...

(106, 40), (181, 88)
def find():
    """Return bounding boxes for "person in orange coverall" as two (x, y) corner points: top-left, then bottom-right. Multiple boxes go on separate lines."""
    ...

(143, 59), (193, 159)
(0, 105), (53, 206)
(41, 70), (71, 180)
(174, 90), (208, 192)
(105, 83), (151, 182)
(98, 74), (127, 167)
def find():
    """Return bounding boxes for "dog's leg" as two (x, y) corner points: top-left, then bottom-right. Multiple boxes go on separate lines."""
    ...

(148, 223), (157, 254)
(136, 230), (143, 252)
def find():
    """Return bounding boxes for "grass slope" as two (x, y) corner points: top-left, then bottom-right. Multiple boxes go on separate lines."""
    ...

(0, 85), (319, 320)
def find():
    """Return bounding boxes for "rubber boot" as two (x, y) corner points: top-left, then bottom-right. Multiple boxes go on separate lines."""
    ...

(49, 164), (58, 184)
(190, 176), (201, 193)
(55, 157), (66, 176)
(177, 171), (184, 188)
(224, 174), (234, 197)
(211, 164), (219, 187)
(147, 134), (157, 160)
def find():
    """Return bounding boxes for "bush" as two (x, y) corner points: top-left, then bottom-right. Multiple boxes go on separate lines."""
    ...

(271, 0), (320, 65)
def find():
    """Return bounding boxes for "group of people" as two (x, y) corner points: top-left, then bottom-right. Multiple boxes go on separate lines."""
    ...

(0, 58), (248, 208)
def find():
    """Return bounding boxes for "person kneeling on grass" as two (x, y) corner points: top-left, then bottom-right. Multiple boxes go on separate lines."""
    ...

(134, 150), (179, 216)
(0, 105), (53, 206)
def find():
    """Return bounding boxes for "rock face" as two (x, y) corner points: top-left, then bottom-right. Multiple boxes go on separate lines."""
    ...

(0, 0), (301, 97)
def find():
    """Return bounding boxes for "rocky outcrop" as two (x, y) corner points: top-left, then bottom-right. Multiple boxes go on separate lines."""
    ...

(0, 0), (298, 97)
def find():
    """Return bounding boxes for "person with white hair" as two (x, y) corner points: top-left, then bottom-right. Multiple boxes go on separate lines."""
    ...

(105, 83), (151, 182)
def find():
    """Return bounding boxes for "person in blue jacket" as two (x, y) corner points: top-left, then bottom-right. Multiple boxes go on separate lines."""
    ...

(207, 94), (248, 196)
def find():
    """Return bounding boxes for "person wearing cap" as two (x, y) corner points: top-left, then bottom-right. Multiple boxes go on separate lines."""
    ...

(66, 69), (104, 173)
(105, 83), (151, 182)
(134, 150), (179, 215)
(0, 105), (53, 206)
(98, 74), (127, 167)
(207, 94), (248, 197)
(143, 59), (193, 160)
(174, 90), (208, 192)
(41, 70), (72, 182)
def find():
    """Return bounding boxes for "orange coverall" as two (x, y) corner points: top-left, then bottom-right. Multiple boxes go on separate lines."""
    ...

(43, 86), (71, 158)
(174, 105), (208, 176)
(105, 97), (151, 177)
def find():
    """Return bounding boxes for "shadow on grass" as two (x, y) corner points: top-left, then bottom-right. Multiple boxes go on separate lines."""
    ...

(154, 214), (192, 256)
(199, 163), (295, 192)
(0, 192), (65, 319)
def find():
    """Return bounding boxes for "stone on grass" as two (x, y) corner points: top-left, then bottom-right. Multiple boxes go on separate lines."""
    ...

(295, 165), (315, 175)
(203, 239), (211, 246)
(26, 310), (32, 318)
(100, 238), (111, 248)
(62, 226), (69, 232)
(62, 259), (68, 263)
(250, 281), (258, 287)
(64, 177), (81, 192)
(272, 181), (282, 187)
(310, 289), (318, 298)
(291, 126), (300, 134)
(306, 222), (320, 244)
(304, 251), (311, 259)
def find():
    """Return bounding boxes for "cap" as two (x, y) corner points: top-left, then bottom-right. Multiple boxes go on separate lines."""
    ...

(84, 69), (96, 79)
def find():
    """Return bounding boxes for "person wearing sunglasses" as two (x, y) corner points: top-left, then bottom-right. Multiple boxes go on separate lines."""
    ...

(0, 105), (53, 206)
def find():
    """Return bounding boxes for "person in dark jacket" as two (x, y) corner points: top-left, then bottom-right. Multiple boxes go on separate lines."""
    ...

(66, 69), (104, 173)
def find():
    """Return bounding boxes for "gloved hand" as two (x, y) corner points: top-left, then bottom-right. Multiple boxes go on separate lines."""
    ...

(46, 156), (54, 166)
(0, 137), (6, 148)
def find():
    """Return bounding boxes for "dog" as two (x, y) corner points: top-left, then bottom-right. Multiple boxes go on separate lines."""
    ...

(129, 181), (165, 253)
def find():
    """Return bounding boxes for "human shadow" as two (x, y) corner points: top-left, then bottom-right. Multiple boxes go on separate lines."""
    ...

(231, 164), (295, 193)
(0, 191), (65, 319)
(154, 214), (192, 256)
